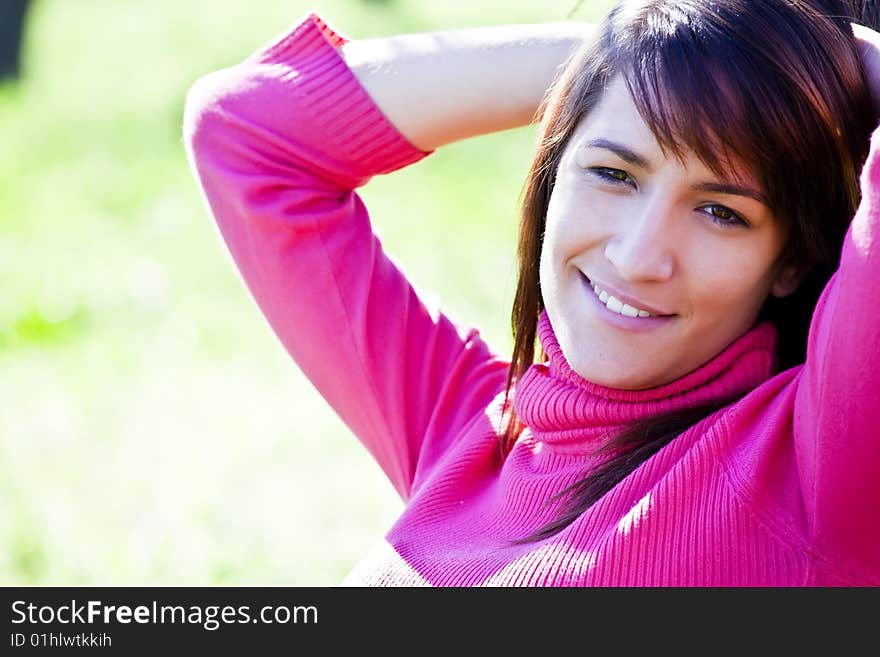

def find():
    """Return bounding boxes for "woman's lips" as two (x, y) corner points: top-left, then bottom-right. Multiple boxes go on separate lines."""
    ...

(584, 274), (675, 317)
(579, 272), (676, 330)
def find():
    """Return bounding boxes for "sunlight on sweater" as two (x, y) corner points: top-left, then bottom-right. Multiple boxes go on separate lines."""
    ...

(482, 544), (599, 586)
(616, 492), (654, 537)
(341, 540), (431, 586)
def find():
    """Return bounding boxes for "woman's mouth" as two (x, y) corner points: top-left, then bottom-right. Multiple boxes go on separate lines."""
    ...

(579, 273), (676, 329)
(589, 281), (657, 318)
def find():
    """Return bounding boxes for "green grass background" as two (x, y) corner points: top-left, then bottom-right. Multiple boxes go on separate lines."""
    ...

(0, 0), (613, 584)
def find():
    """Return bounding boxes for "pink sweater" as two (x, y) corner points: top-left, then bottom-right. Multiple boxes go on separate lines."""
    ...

(184, 13), (880, 586)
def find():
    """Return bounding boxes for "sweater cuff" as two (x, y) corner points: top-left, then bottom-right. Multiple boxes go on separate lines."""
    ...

(254, 13), (433, 176)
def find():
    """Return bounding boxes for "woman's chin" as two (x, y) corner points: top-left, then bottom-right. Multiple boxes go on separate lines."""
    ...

(567, 355), (670, 390)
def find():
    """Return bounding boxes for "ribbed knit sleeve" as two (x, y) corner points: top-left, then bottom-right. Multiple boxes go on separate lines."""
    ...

(182, 13), (508, 500)
(794, 123), (880, 581)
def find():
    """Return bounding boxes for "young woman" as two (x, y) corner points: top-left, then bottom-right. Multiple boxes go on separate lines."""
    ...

(184, 0), (880, 585)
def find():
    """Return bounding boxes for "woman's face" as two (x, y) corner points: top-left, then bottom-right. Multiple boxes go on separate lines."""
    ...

(540, 76), (799, 390)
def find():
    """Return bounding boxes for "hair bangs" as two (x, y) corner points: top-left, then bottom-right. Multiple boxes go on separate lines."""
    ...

(617, 20), (771, 190)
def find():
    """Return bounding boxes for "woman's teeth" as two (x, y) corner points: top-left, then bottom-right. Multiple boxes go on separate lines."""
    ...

(591, 283), (655, 318)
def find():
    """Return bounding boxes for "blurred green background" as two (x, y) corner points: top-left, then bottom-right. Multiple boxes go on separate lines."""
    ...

(0, 0), (613, 584)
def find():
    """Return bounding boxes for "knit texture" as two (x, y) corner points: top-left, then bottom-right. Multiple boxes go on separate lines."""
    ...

(184, 13), (880, 586)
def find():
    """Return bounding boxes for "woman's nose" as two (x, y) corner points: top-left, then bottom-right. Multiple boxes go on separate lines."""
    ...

(603, 204), (676, 282)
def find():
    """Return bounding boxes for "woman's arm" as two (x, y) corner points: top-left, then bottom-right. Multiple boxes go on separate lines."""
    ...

(790, 23), (880, 582)
(853, 23), (880, 114)
(184, 14), (591, 499)
(341, 22), (594, 151)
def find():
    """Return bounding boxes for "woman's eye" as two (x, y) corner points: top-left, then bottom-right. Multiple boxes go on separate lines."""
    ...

(701, 204), (748, 228)
(590, 167), (634, 186)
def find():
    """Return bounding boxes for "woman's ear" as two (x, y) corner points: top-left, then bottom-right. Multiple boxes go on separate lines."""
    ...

(770, 264), (806, 298)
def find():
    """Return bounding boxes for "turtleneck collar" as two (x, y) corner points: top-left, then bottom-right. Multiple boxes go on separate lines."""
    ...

(512, 310), (778, 455)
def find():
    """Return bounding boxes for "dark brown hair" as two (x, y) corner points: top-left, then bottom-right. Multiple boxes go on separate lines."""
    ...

(503, 0), (878, 543)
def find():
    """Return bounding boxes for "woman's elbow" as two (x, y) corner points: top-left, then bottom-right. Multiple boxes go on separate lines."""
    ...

(182, 67), (241, 166)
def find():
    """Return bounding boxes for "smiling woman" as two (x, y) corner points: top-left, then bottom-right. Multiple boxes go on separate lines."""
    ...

(185, 0), (880, 585)
(540, 77), (796, 391)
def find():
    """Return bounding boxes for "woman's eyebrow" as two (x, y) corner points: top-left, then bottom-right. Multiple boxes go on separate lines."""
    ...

(585, 138), (651, 168)
(693, 181), (769, 206)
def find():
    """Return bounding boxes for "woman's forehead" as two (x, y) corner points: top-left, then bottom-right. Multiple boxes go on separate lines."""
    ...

(572, 77), (654, 150)
(568, 76), (761, 188)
